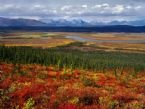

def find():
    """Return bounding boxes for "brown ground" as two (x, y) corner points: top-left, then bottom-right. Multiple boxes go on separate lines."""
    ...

(1, 32), (145, 53)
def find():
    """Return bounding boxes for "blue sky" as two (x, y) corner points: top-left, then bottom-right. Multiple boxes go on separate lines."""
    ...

(0, 0), (144, 22)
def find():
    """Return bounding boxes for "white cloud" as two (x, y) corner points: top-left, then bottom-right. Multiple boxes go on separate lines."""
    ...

(102, 3), (109, 7)
(126, 6), (132, 9)
(112, 5), (124, 14)
(82, 5), (88, 8)
(0, 4), (15, 10)
(10, 16), (41, 20)
(134, 6), (142, 10)
(92, 5), (102, 9)
(77, 11), (83, 15)
(47, 9), (58, 14)
(92, 3), (109, 9)
(52, 10), (57, 14)
(63, 16), (70, 19)
(4, 4), (14, 9)
(33, 4), (42, 8)
(61, 5), (72, 11)
(91, 4), (125, 14)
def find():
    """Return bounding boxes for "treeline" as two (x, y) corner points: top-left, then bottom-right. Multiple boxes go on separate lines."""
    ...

(0, 26), (145, 33)
(0, 45), (145, 71)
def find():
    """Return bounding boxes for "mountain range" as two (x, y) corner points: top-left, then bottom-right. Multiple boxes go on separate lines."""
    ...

(0, 17), (145, 26)
(0, 17), (47, 26)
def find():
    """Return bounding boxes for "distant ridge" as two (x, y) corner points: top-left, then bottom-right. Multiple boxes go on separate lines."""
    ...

(0, 25), (145, 33)
(0, 17), (47, 26)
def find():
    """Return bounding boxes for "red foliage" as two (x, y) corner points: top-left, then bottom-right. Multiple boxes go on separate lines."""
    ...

(0, 77), (11, 89)
(9, 83), (46, 107)
(140, 79), (145, 83)
(72, 70), (80, 78)
(56, 71), (61, 78)
(0, 73), (2, 79)
(81, 105), (100, 109)
(17, 76), (35, 83)
(137, 87), (145, 94)
(112, 92), (137, 103)
(73, 70), (79, 74)
(58, 103), (77, 109)
(0, 63), (145, 109)
(0, 64), (13, 74)
(10, 83), (45, 98)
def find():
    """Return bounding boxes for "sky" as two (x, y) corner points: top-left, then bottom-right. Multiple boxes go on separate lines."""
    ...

(0, 0), (145, 22)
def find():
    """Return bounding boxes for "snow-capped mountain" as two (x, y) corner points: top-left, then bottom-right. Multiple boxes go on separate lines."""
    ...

(0, 17), (145, 26)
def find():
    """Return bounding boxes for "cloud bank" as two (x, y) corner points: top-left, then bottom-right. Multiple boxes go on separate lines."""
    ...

(0, 0), (144, 22)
